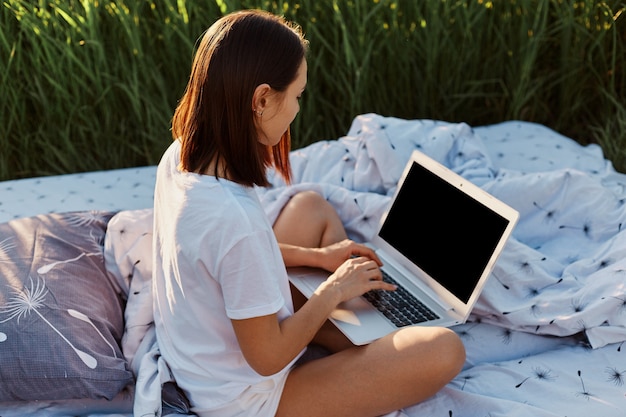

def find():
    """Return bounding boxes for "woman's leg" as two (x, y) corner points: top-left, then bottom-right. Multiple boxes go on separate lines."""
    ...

(273, 190), (347, 248)
(276, 326), (465, 417)
(273, 190), (354, 352)
(272, 192), (466, 416)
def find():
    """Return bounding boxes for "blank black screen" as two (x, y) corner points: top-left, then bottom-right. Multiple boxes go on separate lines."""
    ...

(378, 162), (509, 303)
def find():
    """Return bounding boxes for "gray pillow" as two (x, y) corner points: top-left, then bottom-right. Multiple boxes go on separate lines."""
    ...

(0, 211), (134, 401)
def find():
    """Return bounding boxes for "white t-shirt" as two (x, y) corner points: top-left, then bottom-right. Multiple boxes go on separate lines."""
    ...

(152, 141), (303, 413)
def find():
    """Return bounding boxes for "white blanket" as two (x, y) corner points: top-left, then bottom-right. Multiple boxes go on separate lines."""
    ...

(260, 114), (626, 348)
(104, 114), (626, 417)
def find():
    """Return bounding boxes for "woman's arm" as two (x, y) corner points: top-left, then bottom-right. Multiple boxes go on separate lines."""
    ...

(279, 239), (382, 272)
(231, 256), (394, 376)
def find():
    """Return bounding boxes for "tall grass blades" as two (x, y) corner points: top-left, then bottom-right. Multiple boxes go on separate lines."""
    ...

(0, 0), (219, 179)
(1, 0), (625, 180)
(546, 0), (626, 144)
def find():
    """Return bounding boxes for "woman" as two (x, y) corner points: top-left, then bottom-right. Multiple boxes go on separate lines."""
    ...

(152, 9), (465, 417)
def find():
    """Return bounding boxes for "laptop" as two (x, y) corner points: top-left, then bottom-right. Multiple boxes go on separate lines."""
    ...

(288, 150), (519, 345)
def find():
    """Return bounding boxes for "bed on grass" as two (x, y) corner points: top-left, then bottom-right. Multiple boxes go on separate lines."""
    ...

(1, 113), (625, 417)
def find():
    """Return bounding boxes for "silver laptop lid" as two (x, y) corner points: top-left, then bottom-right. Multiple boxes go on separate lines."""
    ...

(370, 150), (519, 318)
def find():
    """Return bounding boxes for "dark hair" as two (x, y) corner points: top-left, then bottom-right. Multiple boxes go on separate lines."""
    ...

(172, 9), (308, 187)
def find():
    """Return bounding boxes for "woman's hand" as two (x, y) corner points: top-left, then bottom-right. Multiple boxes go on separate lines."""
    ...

(278, 239), (383, 272)
(316, 239), (382, 272)
(317, 255), (396, 305)
(232, 253), (392, 376)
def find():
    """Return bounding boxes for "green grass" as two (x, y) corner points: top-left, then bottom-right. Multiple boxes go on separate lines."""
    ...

(1, 0), (624, 180)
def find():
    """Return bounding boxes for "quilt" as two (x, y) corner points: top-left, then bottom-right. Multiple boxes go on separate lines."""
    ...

(105, 114), (625, 416)
(1, 113), (625, 416)
(261, 114), (626, 348)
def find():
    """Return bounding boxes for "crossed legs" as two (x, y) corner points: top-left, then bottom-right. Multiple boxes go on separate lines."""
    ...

(273, 191), (466, 417)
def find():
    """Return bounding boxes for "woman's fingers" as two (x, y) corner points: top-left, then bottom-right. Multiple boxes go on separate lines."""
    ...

(346, 257), (396, 291)
(350, 244), (382, 266)
(351, 256), (381, 273)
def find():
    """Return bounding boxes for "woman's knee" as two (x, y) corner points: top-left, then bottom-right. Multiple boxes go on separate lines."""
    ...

(276, 191), (327, 225)
(287, 190), (328, 213)
(398, 326), (465, 379)
(434, 327), (466, 375)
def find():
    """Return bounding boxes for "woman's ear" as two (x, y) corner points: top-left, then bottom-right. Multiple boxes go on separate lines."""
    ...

(252, 83), (272, 115)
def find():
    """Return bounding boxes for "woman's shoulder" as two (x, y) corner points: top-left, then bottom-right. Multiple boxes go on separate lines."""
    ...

(183, 179), (266, 229)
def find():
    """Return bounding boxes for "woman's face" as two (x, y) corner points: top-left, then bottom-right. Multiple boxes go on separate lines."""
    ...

(257, 59), (307, 147)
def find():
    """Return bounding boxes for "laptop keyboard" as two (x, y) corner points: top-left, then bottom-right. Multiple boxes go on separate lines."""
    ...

(362, 271), (440, 327)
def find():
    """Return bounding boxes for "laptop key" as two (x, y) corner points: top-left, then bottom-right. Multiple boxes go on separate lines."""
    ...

(362, 271), (440, 327)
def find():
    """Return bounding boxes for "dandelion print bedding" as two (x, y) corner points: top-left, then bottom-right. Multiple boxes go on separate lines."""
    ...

(0, 114), (625, 416)
(0, 211), (133, 401)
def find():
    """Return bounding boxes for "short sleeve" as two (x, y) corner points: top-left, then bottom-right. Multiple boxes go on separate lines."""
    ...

(217, 229), (286, 320)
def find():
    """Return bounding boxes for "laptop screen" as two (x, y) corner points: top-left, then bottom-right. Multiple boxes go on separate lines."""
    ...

(378, 161), (509, 303)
